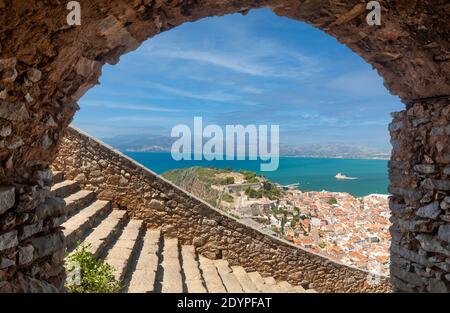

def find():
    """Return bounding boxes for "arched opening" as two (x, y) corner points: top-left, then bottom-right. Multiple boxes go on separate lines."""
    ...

(71, 8), (403, 279)
(0, 1), (448, 293)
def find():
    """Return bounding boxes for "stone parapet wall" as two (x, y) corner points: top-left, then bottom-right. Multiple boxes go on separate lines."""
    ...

(389, 97), (450, 292)
(52, 126), (391, 293)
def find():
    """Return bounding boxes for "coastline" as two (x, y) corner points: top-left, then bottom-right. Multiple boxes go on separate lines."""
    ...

(123, 150), (390, 161)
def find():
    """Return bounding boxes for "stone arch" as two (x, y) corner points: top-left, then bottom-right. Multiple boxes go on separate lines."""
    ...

(0, 0), (449, 292)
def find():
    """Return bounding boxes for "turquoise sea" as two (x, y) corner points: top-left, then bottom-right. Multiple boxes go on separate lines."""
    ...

(124, 152), (389, 197)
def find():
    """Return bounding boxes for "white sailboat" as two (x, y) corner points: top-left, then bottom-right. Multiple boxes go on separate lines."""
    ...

(335, 173), (357, 180)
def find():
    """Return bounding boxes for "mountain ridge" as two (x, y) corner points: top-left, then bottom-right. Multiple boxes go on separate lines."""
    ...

(102, 134), (390, 159)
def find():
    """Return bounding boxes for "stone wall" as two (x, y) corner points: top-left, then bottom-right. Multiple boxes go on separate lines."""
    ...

(389, 97), (450, 292)
(52, 126), (391, 293)
(0, 170), (65, 292)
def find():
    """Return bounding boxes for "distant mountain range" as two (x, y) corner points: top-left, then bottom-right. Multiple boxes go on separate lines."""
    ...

(103, 134), (390, 160)
(103, 134), (173, 152)
(278, 143), (390, 159)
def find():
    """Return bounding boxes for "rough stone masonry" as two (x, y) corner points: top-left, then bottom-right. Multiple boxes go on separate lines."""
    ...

(389, 98), (450, 292)
(0, 0), (449, 292)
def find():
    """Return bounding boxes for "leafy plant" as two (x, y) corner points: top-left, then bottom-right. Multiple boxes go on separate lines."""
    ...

(65, 244), (121, 293)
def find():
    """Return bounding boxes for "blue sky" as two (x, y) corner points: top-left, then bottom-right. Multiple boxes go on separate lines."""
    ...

(74, 8), (404, 151)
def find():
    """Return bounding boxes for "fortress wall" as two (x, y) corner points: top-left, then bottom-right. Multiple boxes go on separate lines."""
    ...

(389, 97), (450, 293)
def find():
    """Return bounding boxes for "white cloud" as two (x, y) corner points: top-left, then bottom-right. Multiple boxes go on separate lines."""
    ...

(150, 49), (277, 77)
(145, 41), (321, 79)
(145, 82), (239, 103)
(80, 100), (183, 113)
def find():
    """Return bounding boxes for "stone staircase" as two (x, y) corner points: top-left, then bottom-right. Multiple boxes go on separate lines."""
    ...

(52, 171), (315, 293)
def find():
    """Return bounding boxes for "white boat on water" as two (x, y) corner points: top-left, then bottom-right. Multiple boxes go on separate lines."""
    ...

(335, 173), (357, 180)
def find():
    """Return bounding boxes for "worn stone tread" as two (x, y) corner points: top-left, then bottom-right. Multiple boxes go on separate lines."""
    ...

(128, 229), (160, 293)
(82, 210), (127, 257)
(294, 285), (306, 293)
(182, 245), (207, 293)
(262, 276), (281, 292)
(50, 180), (80, 198)
(161, 238), (183, 293)
(231, 266), (259, 292)
(276, 281), (295, 293)
(63, 200), (111, 249)
(247, 272), (272, 292)
(198, 256), (227, 293)
(64, 190), (96, 215)
(105, 219), (143, 281)
(214, 259), (244, 293)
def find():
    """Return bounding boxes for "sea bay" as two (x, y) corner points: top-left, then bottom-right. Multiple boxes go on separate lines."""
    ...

(124, 152), (389, 197)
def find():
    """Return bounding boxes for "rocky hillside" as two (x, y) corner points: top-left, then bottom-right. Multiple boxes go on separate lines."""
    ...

(162, 167), (267, 208)
(162, 167), (227, 207)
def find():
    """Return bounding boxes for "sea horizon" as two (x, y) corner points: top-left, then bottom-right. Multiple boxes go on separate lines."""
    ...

(121, 149), (391, 161)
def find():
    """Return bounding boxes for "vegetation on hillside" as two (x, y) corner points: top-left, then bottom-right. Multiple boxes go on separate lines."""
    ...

(162, 167), (224, 207)
(222, 193), (234, 203)
(239, 169), (261, 183)
(244, 181), (280, 200)
(163, 166), (282, 211)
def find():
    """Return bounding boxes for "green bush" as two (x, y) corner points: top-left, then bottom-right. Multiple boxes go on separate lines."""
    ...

(239, 170), (259, 183)
(65, 244), (121, 293)
(222, 193), (234, 203)
(291, 219), (297, 228)
(220, 177), (235, 185)
(245, 185), (280, 200)
(326, 197), (338, 205)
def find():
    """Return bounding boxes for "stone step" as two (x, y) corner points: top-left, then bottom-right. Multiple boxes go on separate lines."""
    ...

(294, 285), (306, 293)
(277, 280), (296, 293)
(214, 259), (244, 293)
(52, 171), (64, 184)
(160, 238), (183, 293)
(198, 256), (227, 293)
(230, 266), (260, 293)
(82, 210), (128, 257)
(127, 229), (161, 293)
(64, 190), (96, 216)
(105, 219), (143, 282)
(181, 245), (207, 293)
(263, 276), (281, 293)
(247, 272), (273, 293)
(63, 200), (112, 251)
(51, 180), (80, 198)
